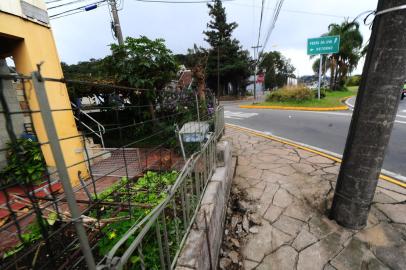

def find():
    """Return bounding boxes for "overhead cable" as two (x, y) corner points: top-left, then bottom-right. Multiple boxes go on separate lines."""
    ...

(47, 0), (93, 10)
(256, 0), (266, 48)
(132, 0), (235, 3)
(49, 0), (107, 18)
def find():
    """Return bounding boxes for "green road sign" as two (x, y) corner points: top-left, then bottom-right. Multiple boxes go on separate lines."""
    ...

(307, 35), (340, 55)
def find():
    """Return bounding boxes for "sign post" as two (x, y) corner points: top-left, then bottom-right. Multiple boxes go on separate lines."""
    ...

(307, 35), (340, 99)
(318, 55), (323, 99)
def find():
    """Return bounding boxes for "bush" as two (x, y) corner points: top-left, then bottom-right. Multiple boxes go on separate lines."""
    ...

(346, 75), (361, 86)
(266, 85), (313, 102)
(316, 87), (329, 99)
(0, 138), (46, 186)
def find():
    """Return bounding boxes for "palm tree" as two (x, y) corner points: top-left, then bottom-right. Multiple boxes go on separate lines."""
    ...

(313, 20), (363, 90)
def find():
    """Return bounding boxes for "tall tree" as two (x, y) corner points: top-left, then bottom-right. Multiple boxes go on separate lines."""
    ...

(105, 36), (178, 119)
(259, 51), (295, 89)
(314, 20), (363, 90)
(204, 0), (252, 96)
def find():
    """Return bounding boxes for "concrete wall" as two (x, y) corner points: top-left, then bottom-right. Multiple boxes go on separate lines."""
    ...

(0, 0), (48, 25)
(176, 140), (235, 270)
(0, 10), (88, 186)
(0, 60), (25, 168)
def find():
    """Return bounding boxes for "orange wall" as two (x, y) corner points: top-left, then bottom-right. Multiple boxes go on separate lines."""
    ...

(0, 12), (88, 186)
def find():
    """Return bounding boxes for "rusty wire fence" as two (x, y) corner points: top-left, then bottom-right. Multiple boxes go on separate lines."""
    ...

(0, 69), (224, 269)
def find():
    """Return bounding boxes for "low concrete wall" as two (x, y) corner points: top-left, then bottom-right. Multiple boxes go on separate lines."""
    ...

(176, 140), (236, 270)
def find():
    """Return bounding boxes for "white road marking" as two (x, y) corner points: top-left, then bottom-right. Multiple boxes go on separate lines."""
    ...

(225, 111), (259, 119)
(227, 107), (406, 125)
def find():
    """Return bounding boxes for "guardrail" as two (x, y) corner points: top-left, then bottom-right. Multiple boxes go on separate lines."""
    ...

(99, 131), (217, 269)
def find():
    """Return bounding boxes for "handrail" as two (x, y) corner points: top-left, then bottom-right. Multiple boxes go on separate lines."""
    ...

(103, 133), (217, 269)
(71, 102), (105, 148)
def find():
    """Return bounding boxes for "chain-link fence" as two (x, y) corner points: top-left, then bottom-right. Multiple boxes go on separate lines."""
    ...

(0, 69), (224, 269)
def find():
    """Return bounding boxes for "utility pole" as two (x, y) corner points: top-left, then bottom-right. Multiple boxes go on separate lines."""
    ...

(109, 0), (124, 45)
(217, 44), (220, 97)
(330, 0), (406, 229)
(252, 45), (262, 102)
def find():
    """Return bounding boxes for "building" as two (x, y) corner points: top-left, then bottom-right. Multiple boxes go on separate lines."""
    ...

(0, 0), (87, 186)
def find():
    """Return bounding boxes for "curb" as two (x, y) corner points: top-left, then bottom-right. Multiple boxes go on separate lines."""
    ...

(226, 123), (406, 189)
(345, 96), (355, 110)
(239, 95), (356, 112)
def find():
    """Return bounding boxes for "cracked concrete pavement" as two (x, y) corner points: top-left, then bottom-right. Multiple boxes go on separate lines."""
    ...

(223, 127), (406, 270)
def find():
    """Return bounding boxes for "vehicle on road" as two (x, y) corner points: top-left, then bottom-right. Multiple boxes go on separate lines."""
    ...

(402, 82), (406, 100)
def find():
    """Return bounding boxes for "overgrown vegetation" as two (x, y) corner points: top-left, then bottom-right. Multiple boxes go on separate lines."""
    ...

(346, 75), (361, 86)
(262, 86), (357, 108)
(266, 85), (313, 102)
(0, 138), (46, 186)
(91, 171), (181, 268)
(2, 214), (59, 260)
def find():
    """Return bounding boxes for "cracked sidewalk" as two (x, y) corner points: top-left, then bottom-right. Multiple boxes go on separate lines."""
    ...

(223, 127), (406, 270)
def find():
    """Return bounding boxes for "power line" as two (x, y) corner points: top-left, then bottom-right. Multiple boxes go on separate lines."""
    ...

(48, 0), (94, 10)
(258, 0), (284, 59)
(49, 0), (107, 18)
(132, 0), (235, 3)
(256, 0), (266, 48)
(226, 2), (349, 19)
(51, 3), (108, 19)
(46, 0), (67, 3)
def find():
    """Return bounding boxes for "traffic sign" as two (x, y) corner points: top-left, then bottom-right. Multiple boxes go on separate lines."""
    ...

(257, 73), (265, 83)
(307, 35), (340, 55)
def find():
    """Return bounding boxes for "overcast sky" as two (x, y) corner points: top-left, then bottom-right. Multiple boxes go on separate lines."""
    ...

(49, 0), (378, 75)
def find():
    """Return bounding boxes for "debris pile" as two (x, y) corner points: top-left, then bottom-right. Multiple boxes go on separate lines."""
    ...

(219, 186), (261, 270)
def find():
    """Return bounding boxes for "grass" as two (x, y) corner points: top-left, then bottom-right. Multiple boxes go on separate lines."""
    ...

(259, 86), (358, 108)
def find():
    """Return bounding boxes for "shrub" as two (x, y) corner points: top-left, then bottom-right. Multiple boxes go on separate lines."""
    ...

(315, 87), (328, 99)
(0, 138), (46, 186)
(266, 85), (313, 102)
(346, 75), (361, 86)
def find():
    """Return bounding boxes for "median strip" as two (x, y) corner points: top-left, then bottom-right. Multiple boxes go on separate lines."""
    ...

(239, 104), (348, 111)
(239, 95), (356, 111)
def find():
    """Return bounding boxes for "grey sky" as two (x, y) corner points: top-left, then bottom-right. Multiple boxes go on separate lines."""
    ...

(49, 0), (377, 75)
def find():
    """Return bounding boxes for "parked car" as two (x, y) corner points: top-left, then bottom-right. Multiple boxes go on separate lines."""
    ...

(402, 82), (406, 100)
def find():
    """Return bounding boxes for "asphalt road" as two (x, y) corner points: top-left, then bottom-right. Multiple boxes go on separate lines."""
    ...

(223, 100), (406, 178)
(346, 96), (406, 121)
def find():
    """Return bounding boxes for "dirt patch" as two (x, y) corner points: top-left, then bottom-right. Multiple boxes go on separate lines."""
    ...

(219, 186), (261, 269)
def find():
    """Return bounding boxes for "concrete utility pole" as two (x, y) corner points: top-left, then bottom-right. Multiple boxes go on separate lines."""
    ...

(252, 45), (262, 102)
(330, 0), (406, 229)
(109, 0), (124, 45)
(217, 44), (220, 96)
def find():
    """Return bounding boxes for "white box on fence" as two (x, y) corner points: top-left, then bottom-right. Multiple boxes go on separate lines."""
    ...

(179, 121), (210, 142)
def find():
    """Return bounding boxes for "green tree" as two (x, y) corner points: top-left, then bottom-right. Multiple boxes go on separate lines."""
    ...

(105, 36), (178, 118)
(314, 20), (363, 90)
(106, 36), (177, 89)
(259, 51), (295, 89)
(204, 0), (252, 96)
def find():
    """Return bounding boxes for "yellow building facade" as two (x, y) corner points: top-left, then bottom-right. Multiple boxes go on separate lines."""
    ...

(0, 0), (88, 186)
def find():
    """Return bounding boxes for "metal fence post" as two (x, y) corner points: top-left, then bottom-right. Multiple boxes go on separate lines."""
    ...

(32, 71), (96, 270)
